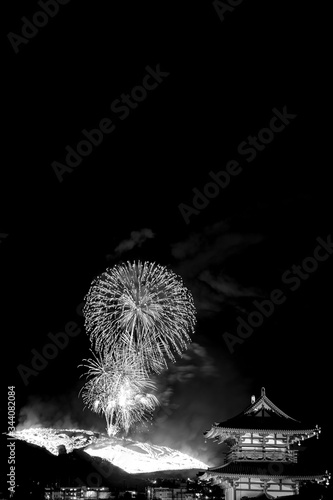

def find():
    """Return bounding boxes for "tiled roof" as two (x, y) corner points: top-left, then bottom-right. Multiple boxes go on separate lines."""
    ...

(202, 461), (325, 479)
(213, 416), (315, 432)
(204, 388), (318, 435)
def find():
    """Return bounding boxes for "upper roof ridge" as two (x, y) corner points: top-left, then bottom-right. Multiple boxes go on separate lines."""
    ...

(243, 387), (300, 422)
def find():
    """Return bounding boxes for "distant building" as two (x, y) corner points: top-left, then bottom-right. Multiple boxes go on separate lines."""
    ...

(44, 486), (112, 499)
(200, 387), (331, 499)
(146, 486), (195, 500)
(147, 487), (172, 500)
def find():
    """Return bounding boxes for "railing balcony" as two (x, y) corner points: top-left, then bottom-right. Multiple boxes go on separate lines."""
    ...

(225, 449), (298, 463)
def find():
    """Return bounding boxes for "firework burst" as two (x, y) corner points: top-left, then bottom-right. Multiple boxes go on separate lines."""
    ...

(80, 349), (159, 436)
(83, 261), (196, 372)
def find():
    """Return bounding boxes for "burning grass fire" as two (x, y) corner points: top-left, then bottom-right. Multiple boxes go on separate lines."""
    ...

(9, 428), (209, 474)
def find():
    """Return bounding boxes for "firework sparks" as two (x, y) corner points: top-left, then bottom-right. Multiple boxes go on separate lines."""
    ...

(80, 350), (159, 436)
(83, 261), (196, 372)
(80, 260), (196, 437)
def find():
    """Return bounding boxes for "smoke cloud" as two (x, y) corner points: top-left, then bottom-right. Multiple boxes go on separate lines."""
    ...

(132, 343), (253, 467)
(16, 390), (103, 433)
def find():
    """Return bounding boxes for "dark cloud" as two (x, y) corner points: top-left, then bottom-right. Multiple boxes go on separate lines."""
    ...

(107, 228), (154, 261)
(156, 342), (219, 391)
(199, 270), (260, 298)
(172, 221), (264, 317)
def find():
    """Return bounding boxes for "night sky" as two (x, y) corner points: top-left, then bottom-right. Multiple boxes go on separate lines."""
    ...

(1, 0), (332, 493)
